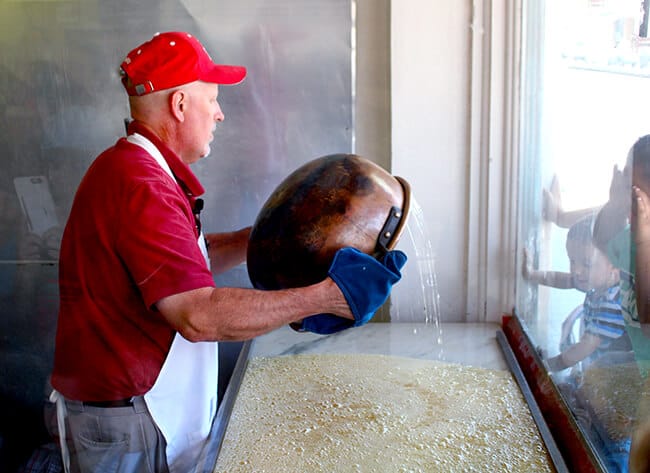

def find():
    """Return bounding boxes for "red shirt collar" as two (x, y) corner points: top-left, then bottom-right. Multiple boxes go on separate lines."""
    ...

(126, 120), (205, 198)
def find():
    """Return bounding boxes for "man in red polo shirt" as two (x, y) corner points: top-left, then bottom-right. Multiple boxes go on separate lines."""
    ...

(49, 31), (406, 473)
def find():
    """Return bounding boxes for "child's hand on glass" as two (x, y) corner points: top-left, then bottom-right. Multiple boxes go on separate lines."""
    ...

(608, 164), (631, 213)
(542, 175), (561, 223)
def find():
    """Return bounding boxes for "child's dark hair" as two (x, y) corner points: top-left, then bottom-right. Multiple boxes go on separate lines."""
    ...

(633, 134), (650, 183)
(567, 215), (595, 246)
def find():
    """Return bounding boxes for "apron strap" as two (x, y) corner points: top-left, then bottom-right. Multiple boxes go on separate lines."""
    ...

(49, 389), (71, 473)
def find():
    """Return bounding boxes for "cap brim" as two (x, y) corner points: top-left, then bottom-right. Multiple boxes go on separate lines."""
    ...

(205, 64), (247, 85)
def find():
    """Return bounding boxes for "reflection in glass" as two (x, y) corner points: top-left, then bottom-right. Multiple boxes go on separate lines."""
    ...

(518, 1), (650, 471)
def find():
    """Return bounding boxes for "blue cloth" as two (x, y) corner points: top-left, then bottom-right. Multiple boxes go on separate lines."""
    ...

(297, 247), (407, 334)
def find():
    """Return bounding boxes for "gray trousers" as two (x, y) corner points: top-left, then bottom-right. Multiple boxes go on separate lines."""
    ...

(57, 396), (170, 473)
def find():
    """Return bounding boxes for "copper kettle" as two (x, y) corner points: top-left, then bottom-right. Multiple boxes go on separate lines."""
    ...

(247, 153), (410, 290)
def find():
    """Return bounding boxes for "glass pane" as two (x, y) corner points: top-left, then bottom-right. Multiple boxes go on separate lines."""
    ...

(517, 1), (650, 471)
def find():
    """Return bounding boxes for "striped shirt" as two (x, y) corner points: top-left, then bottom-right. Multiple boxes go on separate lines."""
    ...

(583, 285), (628, 352)
(605, 225), (650, 378)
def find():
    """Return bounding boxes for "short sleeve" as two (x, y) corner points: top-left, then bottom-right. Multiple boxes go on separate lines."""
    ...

(116, 178), (215, 308)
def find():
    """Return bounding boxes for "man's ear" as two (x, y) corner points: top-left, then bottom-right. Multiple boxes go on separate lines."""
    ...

(169, 89), (187, 122)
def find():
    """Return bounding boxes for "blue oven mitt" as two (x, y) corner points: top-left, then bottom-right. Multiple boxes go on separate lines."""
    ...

(296, 247), (407, 334)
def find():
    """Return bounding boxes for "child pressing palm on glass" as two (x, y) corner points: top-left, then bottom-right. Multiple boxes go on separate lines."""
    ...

(523, 216), (631, 372)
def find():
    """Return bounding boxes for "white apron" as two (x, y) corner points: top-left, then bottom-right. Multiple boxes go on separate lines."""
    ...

(128, 133), (218, 473)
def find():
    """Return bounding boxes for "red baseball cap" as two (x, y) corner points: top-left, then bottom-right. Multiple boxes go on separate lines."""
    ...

(119, 31), (246, 96)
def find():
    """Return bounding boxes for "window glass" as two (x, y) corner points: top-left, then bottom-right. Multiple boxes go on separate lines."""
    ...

(517, 1), (650, 471)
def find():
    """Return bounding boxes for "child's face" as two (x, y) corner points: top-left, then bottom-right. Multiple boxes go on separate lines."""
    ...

(566, 239), (618, 293)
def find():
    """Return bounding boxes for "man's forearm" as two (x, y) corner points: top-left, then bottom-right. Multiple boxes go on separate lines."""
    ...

(205, 227), (251, 274)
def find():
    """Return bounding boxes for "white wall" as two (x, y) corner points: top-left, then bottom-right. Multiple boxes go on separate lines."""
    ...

(390, 1), (473, 321)
(354, 0), (391, 171)
(356, 1), (516, 322)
